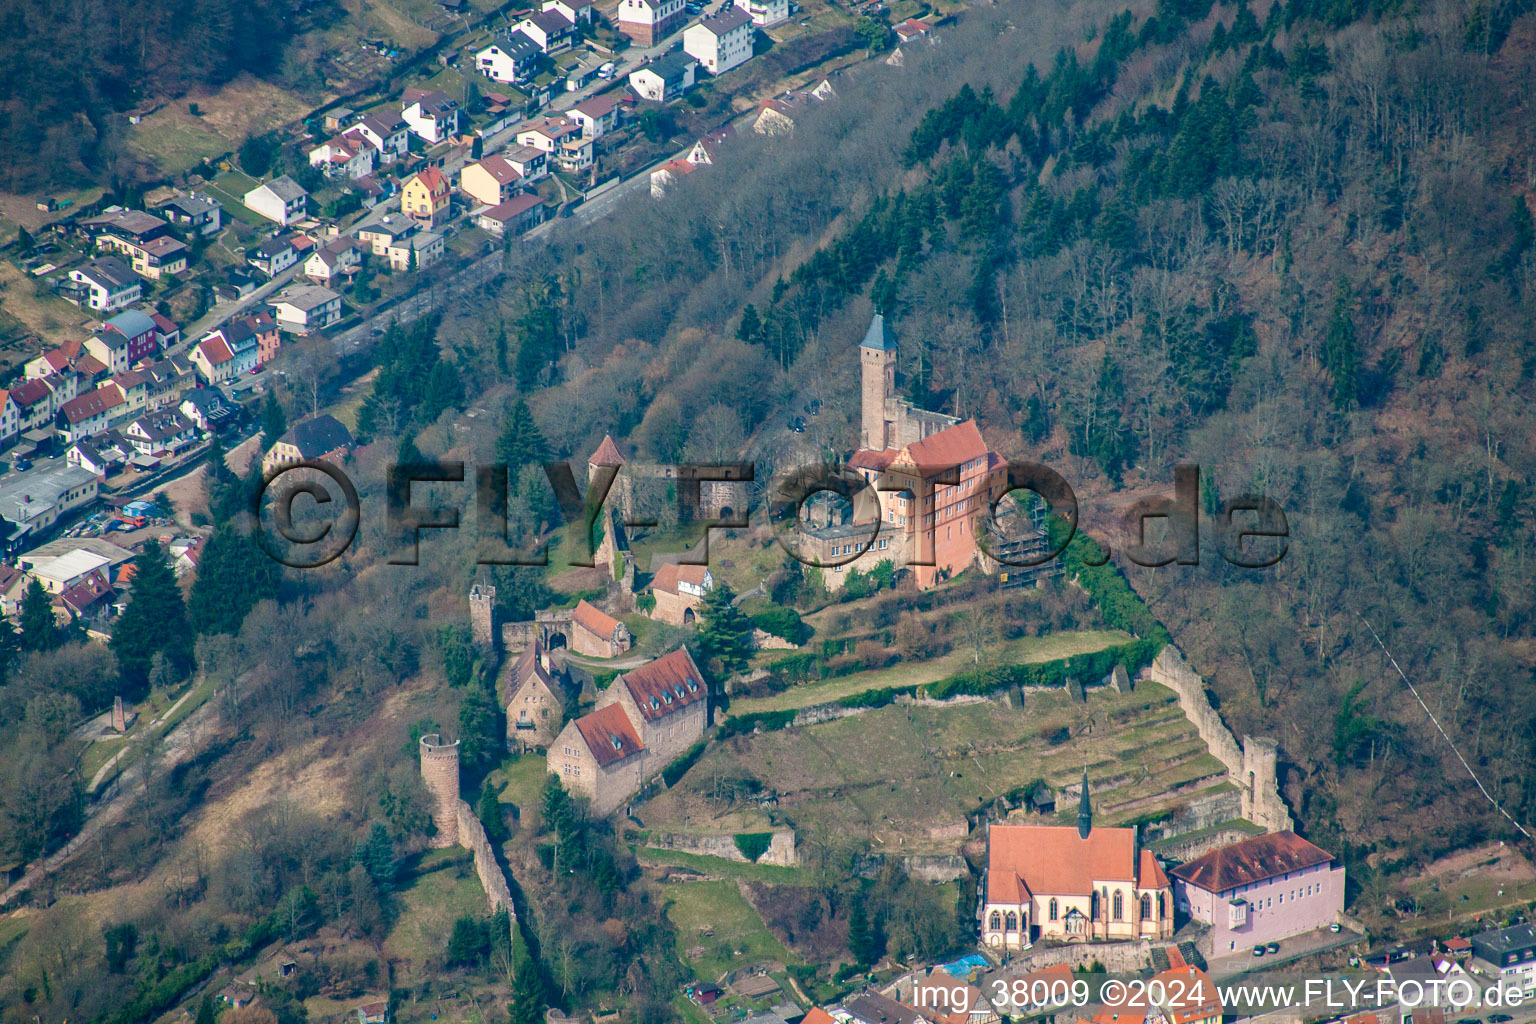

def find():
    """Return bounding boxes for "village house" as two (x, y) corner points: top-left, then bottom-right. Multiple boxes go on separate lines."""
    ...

(516, 117), (581, 154)
(91, 309), (161, 368)
(895, 18), (932, 43)
(402, 88), (462, 144)
(11, 378), (65, 433)
(649, 563), (712, 625)
(307, 131), (379, 180)
(476, 195), (548, 237)
(64, 257), (142, 312)
(248, 235), (302, 278)
(504, 638), (570, 752)
(262, 414), (354, 472)
(517, 9), (578, 54)
(159, 194), (223, 235)
(1169, 831), (1345, 953)
(384, 231), (444, 272)
(628, 49), (697, 101)
(272, 285), (343, 334)
(138, 359), (194, 411)
(981, 779), (1174, 948)
(304, 239), (363, 285)
(753, 95), (804, 135)
(79, 209), (170, 252)
(649, 158), (698, 197)
(69, 431), (134, 477)
(0, 391), (18, 446)
(543, 0), (597, 24)
(151, 312), (181, 349)
(566, 93), (623, 138)
(354, 114), (411, 163)
(58, 570), (114, 625)
(555, 134), (595, 173)
(894, 970), (1002, 1024)
(58, 387), (126, 441)
(566, 599), (633, 658)
(124, 410), (198, 457)
(461, 155), (525, 207)
(192, 318), (261, 383)
(547, 647), (707, 815)
(102, 370), (151, 420)
(1469, 924), (1536, 994)
(503, 146), (549, 183)
(476, 31), (544, 83)
(356, 220), (415, 257)
(120, 235), (189, 280)
(243, 176), (310, 226)
(401, 166), (451, 229)
(685, 125), (735, 165)
(684, 7), (754, 75)
(619, 0), (686, 44)
(180, 388), (239, 432)
(733, 0), (788, 25)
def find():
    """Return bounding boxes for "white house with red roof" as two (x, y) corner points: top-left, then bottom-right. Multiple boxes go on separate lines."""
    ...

(1169, 831), (1344, 951)
(307, 131), (379, 180)
(58, 386), (127, 441)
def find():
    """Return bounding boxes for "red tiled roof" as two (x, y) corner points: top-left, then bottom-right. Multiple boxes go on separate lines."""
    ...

(589, 434), (624, 466)
(573, 92), (621, 118)
(60, 571), (112, 614)
(803, 1012), (838, 1024)
(199, 337), (234, 365)
(474, 155), (521, 184)
(988, 824), (1155, 902)
(1168, 831), (1333, 893)
(905, 419), (989, 470)
(481, 195), (544, 221)
(652, 563), (709, 595)
(1156, 966), (1222, 1024)
(62, 387), (125, 423)
(574, 702), (644, 766)
(11, 378), (52, 406)
(413, 165), (449, 195)
(76, 354), (110, 376)
(620, 648), (705, 723)
(848, 447), (897, 470)
(572, 598), (622, 640)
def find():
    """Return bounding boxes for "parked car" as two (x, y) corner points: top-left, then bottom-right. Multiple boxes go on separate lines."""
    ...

(1252, 945), (1265, 957)
(1329, 922), (1342, 932)
(1487, 1014), (1511, 1021)
(1266, 942), (1280, 954)
(13, 459), (30, 472)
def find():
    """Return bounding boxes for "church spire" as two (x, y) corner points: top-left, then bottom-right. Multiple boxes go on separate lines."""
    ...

(1078, 766), (1093, 839)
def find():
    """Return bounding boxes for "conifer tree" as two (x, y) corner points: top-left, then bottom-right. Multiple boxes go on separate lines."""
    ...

(1324, 277), (1358, 410)
(495, 400), (549, 473)
(112, 541), (193, 692)
(696, 582), (753, 679)
(190, 527), (280, 635)
(18, 578), (59, 653)
(0, 613), (19, 683)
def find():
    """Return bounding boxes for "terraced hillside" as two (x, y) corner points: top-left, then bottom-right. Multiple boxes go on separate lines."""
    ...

(638, 681), (1234, 856)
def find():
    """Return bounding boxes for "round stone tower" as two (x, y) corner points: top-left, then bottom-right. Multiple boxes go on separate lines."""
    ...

(419, 733), (461, 848)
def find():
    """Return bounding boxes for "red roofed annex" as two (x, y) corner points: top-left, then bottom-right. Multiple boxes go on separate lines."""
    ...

(547, 647), (708, 815)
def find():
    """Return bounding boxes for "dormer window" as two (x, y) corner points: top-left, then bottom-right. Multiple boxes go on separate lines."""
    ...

(674, 685), (685, 698)
(610, 735), (622, 750)
(663, 693), (673, 704)
(687, 680), (698, 692)
(650, 697), (660, 709)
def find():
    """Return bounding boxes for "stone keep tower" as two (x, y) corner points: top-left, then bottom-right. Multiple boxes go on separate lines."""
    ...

(1241, 735), (1293, 832)
(419, 734), (461, 848)
(860, 314), (897, 451)
(469, 584), (497, 648)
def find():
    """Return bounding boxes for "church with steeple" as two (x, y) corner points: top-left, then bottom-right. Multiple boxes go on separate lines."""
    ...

(980, 772), (1175, 948)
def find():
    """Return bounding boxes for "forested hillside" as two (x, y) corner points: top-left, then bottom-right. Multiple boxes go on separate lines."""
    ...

(472, 0), (1536, 865)
(0, 0), (308, 189)
(3, 0), (1536, 1014)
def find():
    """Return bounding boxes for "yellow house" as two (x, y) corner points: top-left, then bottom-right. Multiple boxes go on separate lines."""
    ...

(401, 166), (451, 228)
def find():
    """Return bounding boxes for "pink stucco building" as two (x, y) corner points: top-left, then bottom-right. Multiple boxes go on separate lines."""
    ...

(1170, 831), (1344, 952)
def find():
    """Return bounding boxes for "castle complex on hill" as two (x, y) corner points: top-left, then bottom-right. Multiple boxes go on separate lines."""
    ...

(801, 315), (1057, 590)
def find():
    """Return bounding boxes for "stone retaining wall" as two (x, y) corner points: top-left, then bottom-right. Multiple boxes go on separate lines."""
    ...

(642, 828), (799, 867)
(454, 799), (515, 916)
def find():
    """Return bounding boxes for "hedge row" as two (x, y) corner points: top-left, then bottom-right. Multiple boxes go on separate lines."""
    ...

(1052, 518), (1172, 645)
(925, 638), (1162, 699)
